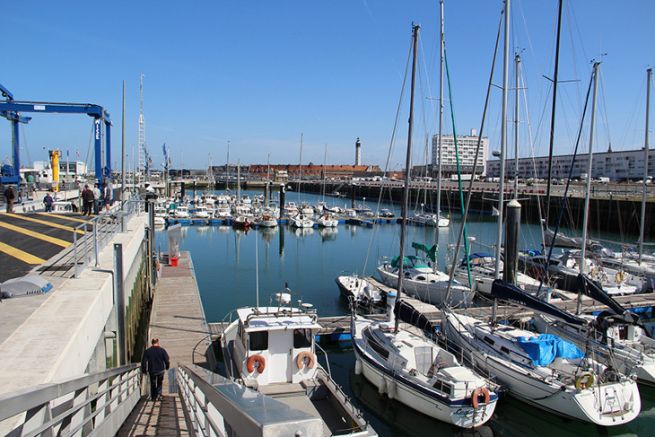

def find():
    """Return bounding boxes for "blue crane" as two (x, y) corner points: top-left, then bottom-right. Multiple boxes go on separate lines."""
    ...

(0, 83), (112, 188)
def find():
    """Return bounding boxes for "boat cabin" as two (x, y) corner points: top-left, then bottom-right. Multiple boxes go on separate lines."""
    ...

(233, 306), (321, 386)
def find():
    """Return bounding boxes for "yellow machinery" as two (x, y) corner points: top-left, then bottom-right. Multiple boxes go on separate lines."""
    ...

(49, 149), (60, 192)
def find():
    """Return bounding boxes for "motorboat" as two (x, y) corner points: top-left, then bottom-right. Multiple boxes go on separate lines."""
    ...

(377, 255), (474, 307)
(300, 203), (315, 217)
(233, 215), (251, 230)
(352, 293), (497, 428)
(220, 298), (375, 436)
(317, 214), (339, 228)
(214, 203), (232, 218)
(442, 280), (641, 426)
(285, 202), (299, 216)
(257, 215), (278, 228)
(335, 275), (383, 306)
(378, 209), (395, 219)
(173, 205), (190, 219)
(291, 215), (315, 229)
(454, 252), (542, 297)
(154, 205), (168, 225)
(411, 213), (449, 227)
(193, 205), (211, 219)
(354, 204), (374, 217)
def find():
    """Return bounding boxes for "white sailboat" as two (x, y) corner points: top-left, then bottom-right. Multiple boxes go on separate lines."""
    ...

(355, 23), (497, 429)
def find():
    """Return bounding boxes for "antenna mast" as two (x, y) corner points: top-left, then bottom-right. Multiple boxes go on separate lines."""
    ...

(138, 74), (147, 186)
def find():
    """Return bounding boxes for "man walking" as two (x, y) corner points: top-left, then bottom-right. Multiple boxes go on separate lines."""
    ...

(43, 192), (54, 212)
(4, 185), (16, 213)
(141, 338), (170, 401)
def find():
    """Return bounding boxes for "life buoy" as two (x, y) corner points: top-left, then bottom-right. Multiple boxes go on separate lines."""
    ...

(471, 387), (491, 409)
(246, 355), (266, 373)
(295, 351), (316, 369)
(575, 371), (595, 390)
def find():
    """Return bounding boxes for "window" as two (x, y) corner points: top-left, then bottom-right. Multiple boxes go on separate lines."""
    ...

(293, 328), (312, 349)
(483, 336), (495, 346)
(249, 331), (268, 351)
(364, 330), (389, 360)
(432, 380), (452, 395)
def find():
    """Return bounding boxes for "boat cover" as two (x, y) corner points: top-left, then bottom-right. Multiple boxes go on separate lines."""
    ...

(516, 334), (584, 367)
(576, 274), (628, 317)
(391, 255), (429, 269)
(411, 242), (437, 262)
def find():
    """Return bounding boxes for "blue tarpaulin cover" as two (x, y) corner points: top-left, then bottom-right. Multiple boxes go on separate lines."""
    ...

(516, 334), (584, 367)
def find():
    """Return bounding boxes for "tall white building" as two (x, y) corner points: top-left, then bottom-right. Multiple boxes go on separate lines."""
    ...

(486, 147), (655, 181)
(431, 129), (489, 176)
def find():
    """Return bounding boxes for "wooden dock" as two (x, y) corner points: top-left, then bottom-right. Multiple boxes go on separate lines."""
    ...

(119, 251), (210, 437)
(207, 275), (655, 341)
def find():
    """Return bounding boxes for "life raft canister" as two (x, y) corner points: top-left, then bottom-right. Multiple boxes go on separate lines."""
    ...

(295, 351), (316, 369)
(471, 386), (491, 409)
(247, 355), (266, 373)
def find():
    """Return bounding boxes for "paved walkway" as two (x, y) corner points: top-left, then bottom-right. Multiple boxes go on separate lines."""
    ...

(119, 251), (210, 436)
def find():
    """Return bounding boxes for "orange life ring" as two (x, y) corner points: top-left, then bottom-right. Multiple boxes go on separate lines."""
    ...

(246, 355), (266, 373)
(471, 387), (491, 409)
(295, 351), (316, 369)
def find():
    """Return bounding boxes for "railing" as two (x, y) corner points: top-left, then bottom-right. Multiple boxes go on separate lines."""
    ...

(177, 364), (323, 437)
(72, 198), (145, 278)
(0, 364), (141, 437)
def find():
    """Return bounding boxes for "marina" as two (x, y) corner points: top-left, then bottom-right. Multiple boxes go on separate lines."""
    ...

(2, 1), (655, 436)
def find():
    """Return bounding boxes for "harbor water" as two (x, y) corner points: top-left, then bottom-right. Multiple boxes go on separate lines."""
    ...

(156, 189), (655, 436)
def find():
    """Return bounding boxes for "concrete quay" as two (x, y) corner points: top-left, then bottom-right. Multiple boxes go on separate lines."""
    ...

(0, 213), (148, 396)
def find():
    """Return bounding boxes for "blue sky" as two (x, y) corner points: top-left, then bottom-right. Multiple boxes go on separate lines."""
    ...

(2, 0), (654, 171)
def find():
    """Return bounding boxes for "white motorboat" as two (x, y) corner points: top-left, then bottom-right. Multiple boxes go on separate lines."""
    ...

(411, 213), (449, 227)
(285, 202), (299, 216)
(291, 215), (315, 229)
(221, 299), (375, 436)
(442, 280), (641, 426)
(317, 214), (339, 228)
(335, 275), (383, 306)
(352, 294), (497, 428)
(193, 205), (211, 219)
(257, 215), (278, 228)
(377, 255), (474, 307)
(154, 205), (168, 225)
(300, 203), (315, 217)
(215, 204), (232, 218)
(454, 252), (542, 296)
(173, 205), (190, 219)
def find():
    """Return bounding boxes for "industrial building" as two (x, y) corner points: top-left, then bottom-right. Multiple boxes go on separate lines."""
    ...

(486, 147), (655, 181)
(430, 129), (489, 176)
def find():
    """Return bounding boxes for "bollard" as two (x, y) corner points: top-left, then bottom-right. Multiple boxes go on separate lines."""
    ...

(279, 184), (286, 215)
(504, 199), (521, 285)
(114, 243), (126, 365)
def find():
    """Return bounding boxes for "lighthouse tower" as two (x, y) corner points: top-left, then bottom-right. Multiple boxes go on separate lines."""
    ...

(355, 138), (362, 166)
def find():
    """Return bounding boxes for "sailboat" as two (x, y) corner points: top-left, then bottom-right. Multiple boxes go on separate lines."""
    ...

(353, 24), (497, 429)
(444, 25), (640, 424)
(443, 280), (641, 426)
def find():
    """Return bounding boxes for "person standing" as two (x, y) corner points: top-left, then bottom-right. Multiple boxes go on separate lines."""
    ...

(103, 181), (113, 212)
(141, 338), (170, 401)
(4, 185), (16, 213)
(43, 192), (54, 212)
(81, 184), (95, 216)
(92, 183), (102, 215)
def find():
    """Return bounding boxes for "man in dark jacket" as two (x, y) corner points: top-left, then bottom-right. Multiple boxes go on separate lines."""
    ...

(141, 338), (170, 401)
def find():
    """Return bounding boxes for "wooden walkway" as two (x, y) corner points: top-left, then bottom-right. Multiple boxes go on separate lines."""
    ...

(119, 251), (210, 436)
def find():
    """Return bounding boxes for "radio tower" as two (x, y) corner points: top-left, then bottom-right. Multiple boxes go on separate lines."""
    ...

(137, 73), (147, 185)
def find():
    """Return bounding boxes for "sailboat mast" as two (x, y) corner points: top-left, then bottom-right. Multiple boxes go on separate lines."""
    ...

(513, 54), (521, 199)
(226, 139), (230, 191)
(639, 68), (652, 263)
(298, 133), (304, 193)
(580, 62), (600, 275)
(396, 23), (420, 331)
(435, 0), (445, 236)
(544, 0), (564, 228)
(494, 0), (510, 279)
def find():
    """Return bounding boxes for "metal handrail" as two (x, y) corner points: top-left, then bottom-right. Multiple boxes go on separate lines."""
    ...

(72, 198), (146, 277)
(0, 364), (140, 436)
